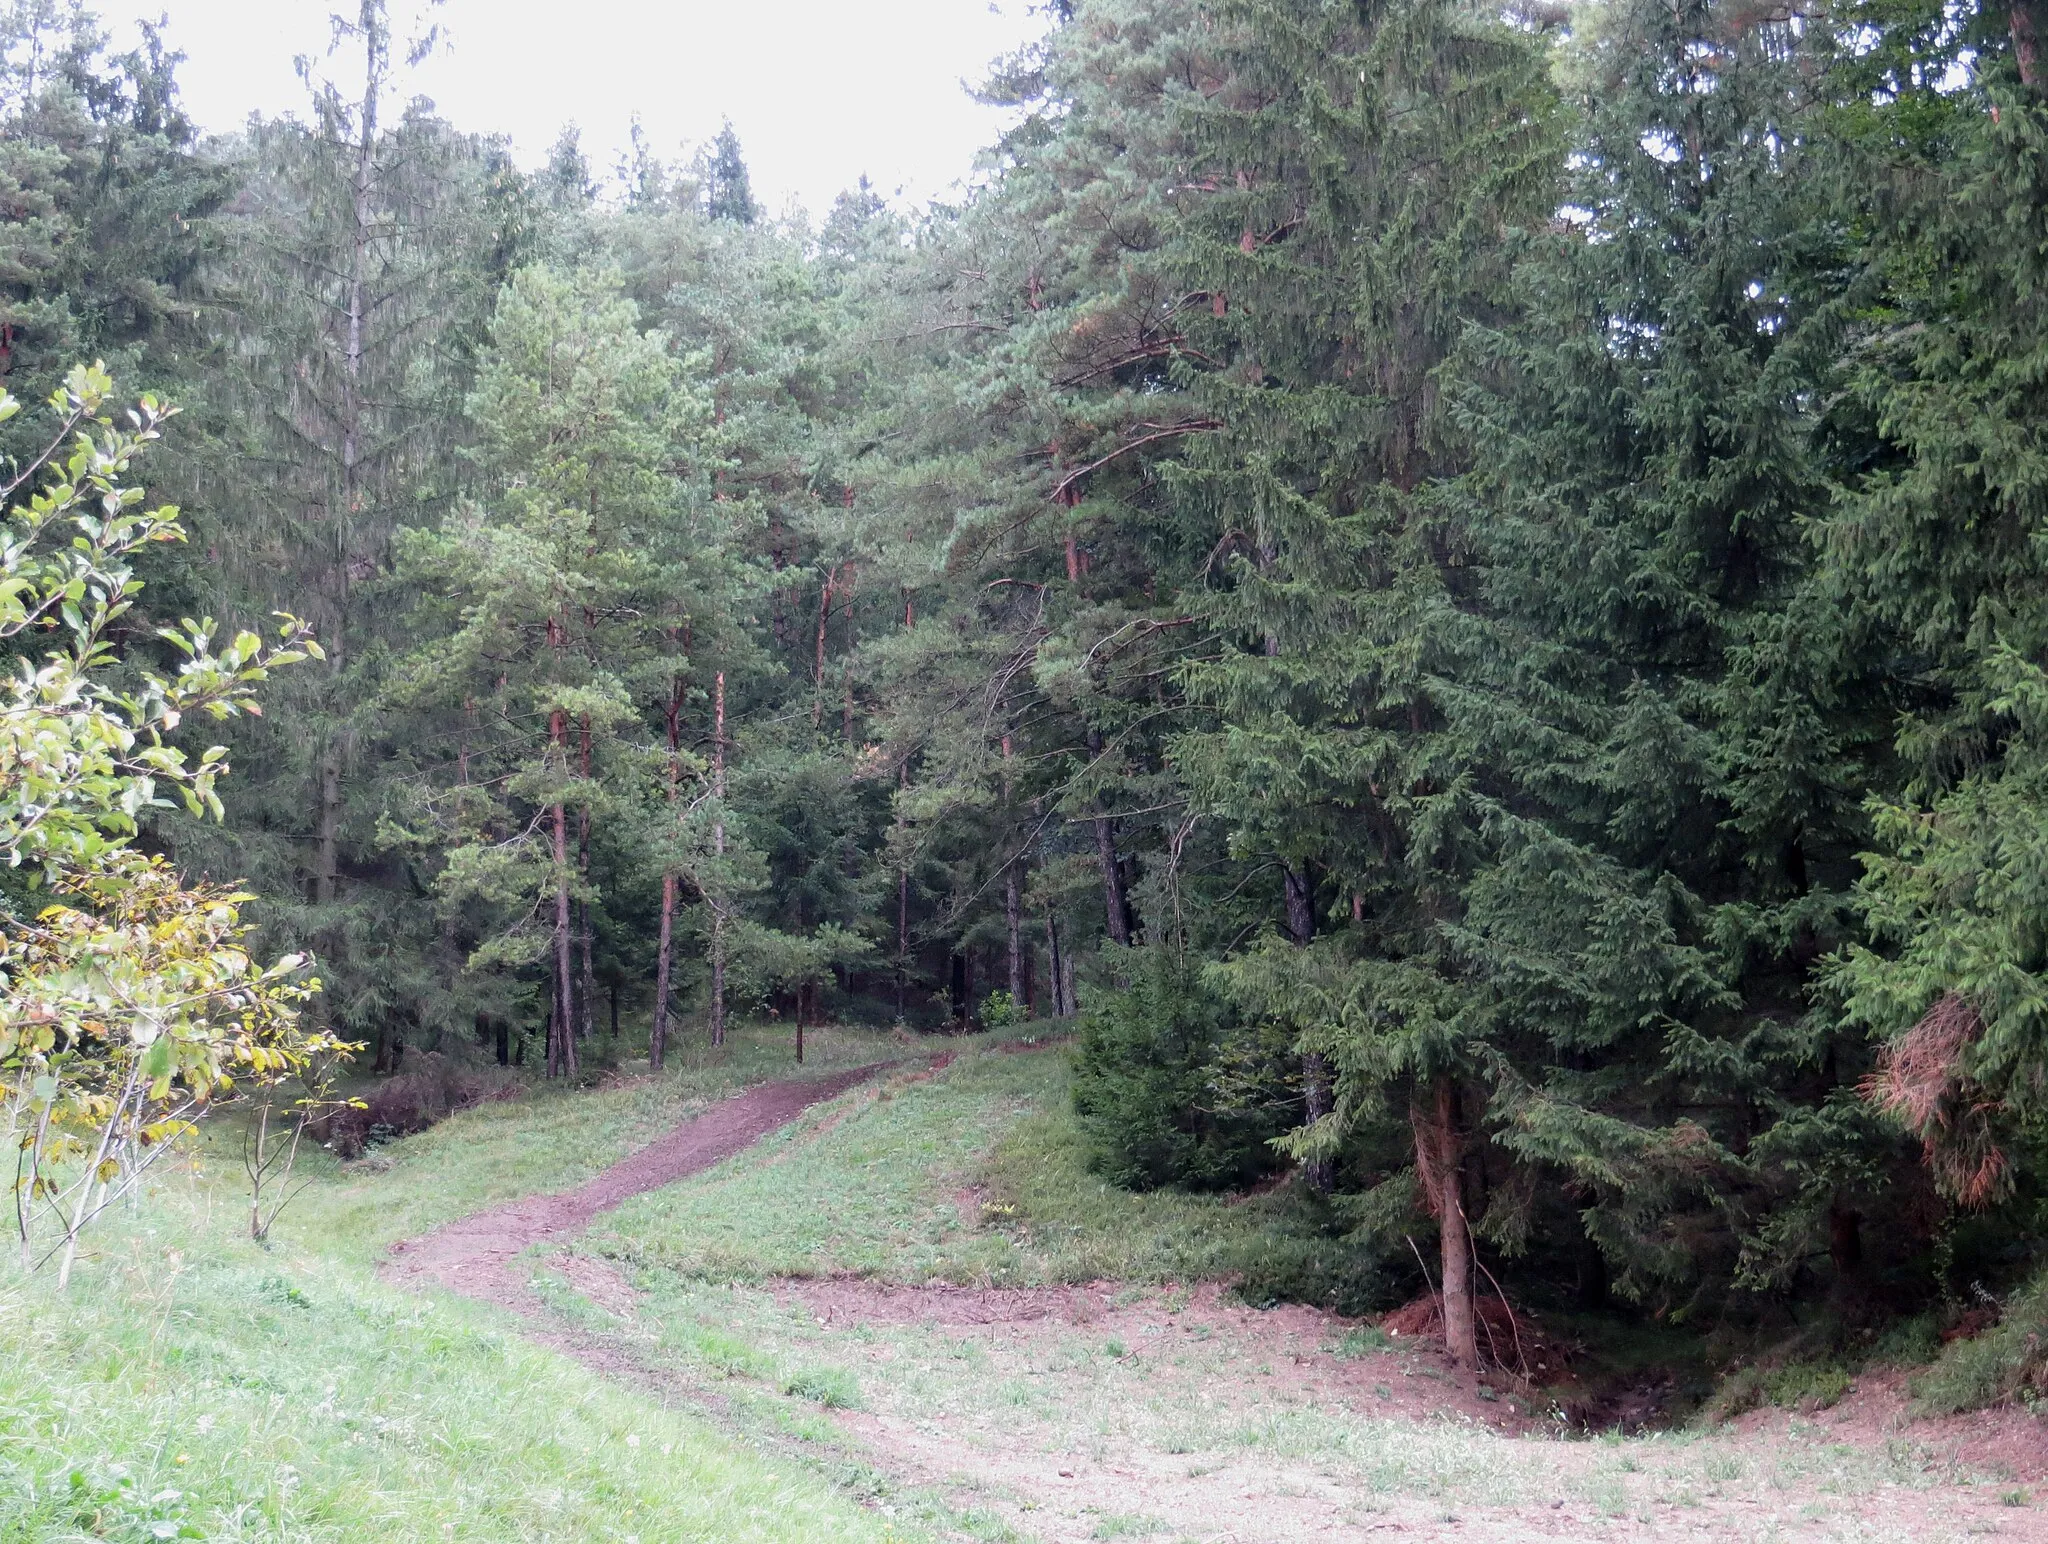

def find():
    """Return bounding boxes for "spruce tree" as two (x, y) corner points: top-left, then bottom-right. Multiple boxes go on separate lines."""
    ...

(1164, 0), (1559, 1366)
(175, 2), (508, 1059)
(702, 120), (758, 225)
(1823, 0), (2048, 1217)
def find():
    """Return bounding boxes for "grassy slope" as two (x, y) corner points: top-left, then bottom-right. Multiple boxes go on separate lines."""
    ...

(0, 1023), (920, 1544)
(589, 1041), (1347, 1295)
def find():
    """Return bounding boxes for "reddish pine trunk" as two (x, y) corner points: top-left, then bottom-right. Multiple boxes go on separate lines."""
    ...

(577, 715), (595, 1042)
(813, 564), (838, 726)
(2015, 0), (2043, 86)
(549, 706), (577, 1081)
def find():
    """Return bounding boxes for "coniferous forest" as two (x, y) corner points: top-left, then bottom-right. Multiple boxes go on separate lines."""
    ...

(9, 0), (2048, 1463)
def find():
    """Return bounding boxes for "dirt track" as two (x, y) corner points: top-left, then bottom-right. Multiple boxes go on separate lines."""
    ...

(380, 1062), (887, 1310)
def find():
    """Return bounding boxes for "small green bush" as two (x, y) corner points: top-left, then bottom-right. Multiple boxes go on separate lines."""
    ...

(1869, 1312), (1942, 1368)
(1336, 1325), (1393, 1358)
(1765, 1363), (1853, 1411)
(1912, 1272), (2048, 1415)
(1071, 946), (1289, 1190)
(980, 990), (1024, 1030)
(783, 1365), (863, 1409)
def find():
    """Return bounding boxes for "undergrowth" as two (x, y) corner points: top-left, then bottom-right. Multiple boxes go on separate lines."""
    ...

(1911, 1272), (2048, 1416)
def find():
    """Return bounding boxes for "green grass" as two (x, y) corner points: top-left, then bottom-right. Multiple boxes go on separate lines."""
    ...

(288, 1021), (909, 1258)
(1911, 1271), (2048, 1415)
(0, 1021), (930, 1544)
(591, 1044), (1378, 1306)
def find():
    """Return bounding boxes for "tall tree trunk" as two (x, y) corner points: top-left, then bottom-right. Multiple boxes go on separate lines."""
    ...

(1002, 733), (1025, 1006)
(549, 709), (577, 1080)
(1006, 867), (1025, 1007)
(895, 760), (910, 1020)
(812, 563), (838, 727)
(650, 674), (682, 1070)
(1415, 1077), (1475, 1369)
(1087, 728), (1132, 946)
(1045, 911), (1066, 1017)
(1285, 863), (1334, 1192)
(577, 715), (595, 1042)
(709, 670), (728, 1047)
(2014, 0), (2044, 87)
(840, 562), (858, 745)
(315, 747), (341, 908)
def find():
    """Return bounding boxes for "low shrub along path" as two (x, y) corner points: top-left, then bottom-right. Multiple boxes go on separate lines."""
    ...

(382, 1062), (889, 1311)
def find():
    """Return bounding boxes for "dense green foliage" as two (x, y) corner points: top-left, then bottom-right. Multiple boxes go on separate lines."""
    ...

(9, 0), (2048, 1390)
(1072, 947), (1288, 1191)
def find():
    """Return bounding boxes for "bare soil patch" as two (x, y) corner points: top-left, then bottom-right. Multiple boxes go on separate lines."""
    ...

(747, 1277), (2046, 1544)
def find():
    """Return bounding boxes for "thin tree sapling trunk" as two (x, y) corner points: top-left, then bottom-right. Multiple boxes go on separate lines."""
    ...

(1006, 867), (1025, 1006)
(549, 706), (578, 1080)
(577, 714), (595, 1042)
(651, 673), (682, 1069)
(1286, 863), (1334, 1193)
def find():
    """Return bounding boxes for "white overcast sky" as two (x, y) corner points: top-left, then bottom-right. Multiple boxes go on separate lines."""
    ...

(112, 0), (1048, 219)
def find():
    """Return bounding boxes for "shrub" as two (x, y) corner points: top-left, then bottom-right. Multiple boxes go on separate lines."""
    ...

(309, 1052), (515, 1157)
(1700, 1360), (1854, 1422)
(980, 989), (1024, 1030)
(1071, 946), (1290, 1191)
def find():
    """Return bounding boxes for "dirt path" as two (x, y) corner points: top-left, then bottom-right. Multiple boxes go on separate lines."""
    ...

(381, 1062), (887, 1311)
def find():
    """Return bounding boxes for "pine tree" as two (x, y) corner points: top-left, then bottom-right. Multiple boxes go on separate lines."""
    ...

(382, 264), (725, 1075)
(702, 120), (758, 224)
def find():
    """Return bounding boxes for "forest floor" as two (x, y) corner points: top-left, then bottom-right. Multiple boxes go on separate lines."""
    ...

(388, 1034), (2048, 1544)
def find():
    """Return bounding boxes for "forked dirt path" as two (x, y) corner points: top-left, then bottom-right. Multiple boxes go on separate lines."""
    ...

(380, 1061), (888, 1311)
(380, 1057), (2046, 1544)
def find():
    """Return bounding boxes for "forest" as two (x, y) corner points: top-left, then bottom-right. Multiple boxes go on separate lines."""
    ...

(4, 0), (2048, 1480)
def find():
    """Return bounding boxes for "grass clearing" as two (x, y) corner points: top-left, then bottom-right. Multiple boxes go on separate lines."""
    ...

(11, 1022), (2034, 1544)
(591, 1044), (1372, 1304)
(0, 1021), (931, 1544)
(556, 1037), (2029, 1541)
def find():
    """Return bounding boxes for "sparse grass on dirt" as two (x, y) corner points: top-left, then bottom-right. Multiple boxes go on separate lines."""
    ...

(0, 1020), (931, 1544)
(290, 1020), (908, 1257)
